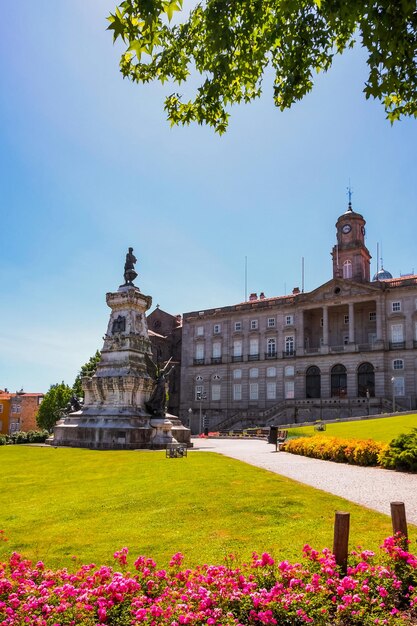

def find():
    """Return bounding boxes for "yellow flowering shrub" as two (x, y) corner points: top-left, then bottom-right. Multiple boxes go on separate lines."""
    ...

(283, 436), (388, 466)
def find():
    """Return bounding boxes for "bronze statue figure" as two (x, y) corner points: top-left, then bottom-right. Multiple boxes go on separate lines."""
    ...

(145, 354), (175, 417)
(124, 247), (138, 284)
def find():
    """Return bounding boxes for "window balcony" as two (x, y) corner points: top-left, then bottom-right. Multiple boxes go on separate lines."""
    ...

(211, 357), (222, 364)
(193, 358), (205, 365)
(282, 350), (296, 358)
(265, 352), (277, 360)
(248, 353), (260, 361)
(389, 341), (405, 350)
(231, 355), (243, 362)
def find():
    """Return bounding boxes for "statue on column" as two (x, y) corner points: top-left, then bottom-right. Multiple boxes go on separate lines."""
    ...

(145, 355), (175, 417)
(124, 247), (138, 285)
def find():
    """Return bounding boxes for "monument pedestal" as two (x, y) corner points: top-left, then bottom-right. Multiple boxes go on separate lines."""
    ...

(52, 260), (191, 450)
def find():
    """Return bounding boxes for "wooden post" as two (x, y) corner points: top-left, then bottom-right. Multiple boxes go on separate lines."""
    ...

(333, 511), (350, 574)
(390, 502), (408, 543)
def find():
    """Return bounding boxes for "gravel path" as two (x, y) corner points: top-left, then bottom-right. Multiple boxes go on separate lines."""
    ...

(191, 438), (417, 525)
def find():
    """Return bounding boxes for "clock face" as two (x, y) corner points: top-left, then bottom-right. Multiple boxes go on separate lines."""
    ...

(342, 224), (352, 234)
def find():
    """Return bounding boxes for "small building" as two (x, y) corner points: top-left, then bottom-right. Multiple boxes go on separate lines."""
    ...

(179, 202), (417, 430)
(0, 389), (44, 434)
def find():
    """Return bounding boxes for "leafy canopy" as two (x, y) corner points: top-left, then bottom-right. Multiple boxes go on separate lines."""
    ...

(36, 382), (73, 432)
(108, 0), (417, 133)
(72, 350), (101, 397)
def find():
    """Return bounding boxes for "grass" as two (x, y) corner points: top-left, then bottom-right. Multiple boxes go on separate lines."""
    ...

(288, 413), (417, 443)
(1, 445), (416, 570)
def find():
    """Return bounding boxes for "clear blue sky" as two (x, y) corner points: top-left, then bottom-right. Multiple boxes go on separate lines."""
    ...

(1, 1), (416, 393)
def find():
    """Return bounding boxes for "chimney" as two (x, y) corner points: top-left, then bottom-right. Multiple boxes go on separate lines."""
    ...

(259, 292), (266, 299)
(249, 293), (257, 301)
(292, 287), (300, 295)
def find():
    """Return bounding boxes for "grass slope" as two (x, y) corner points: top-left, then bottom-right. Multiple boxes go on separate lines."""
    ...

(289, 413), (417, 443)
(1, 446), (415, 569)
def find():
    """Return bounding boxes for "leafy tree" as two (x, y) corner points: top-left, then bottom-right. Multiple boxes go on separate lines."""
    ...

(108, 0), (417, 133)
(36, 382), (73, 432)
(72, 350), (101, 397)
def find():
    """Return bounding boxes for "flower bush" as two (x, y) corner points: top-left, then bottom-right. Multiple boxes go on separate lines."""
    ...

(1, 535), (417, 625)
(379, 430), (417, 472)
(283, 435), (387, 467)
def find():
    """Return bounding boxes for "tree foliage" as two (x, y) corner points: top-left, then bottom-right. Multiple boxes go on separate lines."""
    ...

(108, 0), (417, 133)
(72, 350), (101, 397)
(36, 382), (73, 432)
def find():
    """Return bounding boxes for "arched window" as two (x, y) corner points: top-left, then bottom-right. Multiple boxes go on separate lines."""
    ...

(343, 260), (352, 279)
(306, 366), (321, 398)
(357, 362), (375, 397)
(331, 364), (347, 397)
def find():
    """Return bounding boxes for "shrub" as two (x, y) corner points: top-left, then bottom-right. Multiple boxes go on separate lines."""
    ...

(283, 435), (387, 466)
(379, 429), (417, 472)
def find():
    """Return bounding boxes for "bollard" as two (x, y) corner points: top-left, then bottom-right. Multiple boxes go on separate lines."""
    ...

(333, 511), (350, 574)
(390, 502), (408, 546)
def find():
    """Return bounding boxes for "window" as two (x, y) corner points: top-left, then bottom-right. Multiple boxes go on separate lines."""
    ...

(234, 321), (242, 331)
(249, 368), (259, 378)
(285, 380), (295, 399)
(213, 324), (221, 334)
(233, 384), (242, 400)
(369, 311), (376, 322)
(391, 324), (404, 342)
(196, 326), (204, 336)
(343, 259), (352, 279)
(267, 317), (276, 328)
(285, 365), (294, 377)
(320, 318), (323, 327)
(415, 322), (417, 341)
(368, 333), (377, 345)
(211, 384), (221, 401)
(249, 338), (259, 355)
(344, 315), (349, 324)
(212, 342), (221, 358)
(285, 315), (294, 325)
(249, 383), (259, 400)
(392, 301), (401, 313)
(195, 385), (204, 400)
(266, 367), (276, 377)
(233, 369), (242, 379)
(0, 405), (3, 414)
(250, 319), (258, 330)
(11, 405), (21, 414)
(267, 338), (276, 356)
(233, 340), (242, 357)
(393, 359), (404, 370)
(266, 382), (276, 400)
(343, 335), (349, 345)
(392, 377), (405, 397)
(285, 336), (294, 355)
(195, 344), (205, 360)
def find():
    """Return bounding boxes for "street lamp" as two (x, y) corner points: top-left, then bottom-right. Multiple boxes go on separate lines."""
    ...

(188, 407), (193, 431)
(391, 377), (396, 413)
(196, 391), (207, 434)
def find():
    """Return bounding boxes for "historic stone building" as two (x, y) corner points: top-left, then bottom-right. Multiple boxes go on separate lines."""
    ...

(179, 202), (417, 430)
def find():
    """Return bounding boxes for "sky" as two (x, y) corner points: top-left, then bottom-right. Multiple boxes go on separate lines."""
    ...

(1, 1), (416, 394)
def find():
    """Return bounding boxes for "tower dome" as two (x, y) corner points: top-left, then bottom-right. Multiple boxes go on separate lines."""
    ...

(373, 267), (393, 281)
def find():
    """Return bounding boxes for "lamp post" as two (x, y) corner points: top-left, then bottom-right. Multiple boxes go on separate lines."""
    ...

(391, 377), (396, 413)
(196, 391), (207, 434)
(188, 407), (193, 432)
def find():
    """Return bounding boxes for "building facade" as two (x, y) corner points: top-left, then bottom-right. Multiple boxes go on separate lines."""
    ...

(0, 389), (44, 434)
(180, 204), (417, 430)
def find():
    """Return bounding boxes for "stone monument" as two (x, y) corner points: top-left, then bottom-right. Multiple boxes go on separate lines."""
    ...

(52, 249), (190, 449)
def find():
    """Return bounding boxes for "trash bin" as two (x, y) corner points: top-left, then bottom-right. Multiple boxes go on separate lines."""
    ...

(268, 426), (278, 445)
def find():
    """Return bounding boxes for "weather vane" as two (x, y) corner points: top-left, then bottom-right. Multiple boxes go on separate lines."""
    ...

(346, 181), (353, 209)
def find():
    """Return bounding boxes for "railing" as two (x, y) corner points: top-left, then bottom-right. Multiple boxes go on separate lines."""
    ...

(211, 357), (222, 364)
(248, 354), (260, 361)
(265, 352), (277, 360)
(329, 345), (345, 353)
(282, 350), (296, 358)
(390, 341), (406, 350)
(193, 358), (205, 365)
(231, 355), (243, 362)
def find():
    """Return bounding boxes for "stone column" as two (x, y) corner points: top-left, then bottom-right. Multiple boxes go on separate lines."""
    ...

(348, 303), (355, 344)
(296, 310), (304, 355)
(322, 305), (329, 353)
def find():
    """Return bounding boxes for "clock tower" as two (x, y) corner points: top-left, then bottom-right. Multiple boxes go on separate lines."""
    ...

(331, 199), (371, 282)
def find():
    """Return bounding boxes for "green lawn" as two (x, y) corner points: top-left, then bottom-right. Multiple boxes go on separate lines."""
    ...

(288, 413), (417, 443)
(1, 445), (415, 570)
